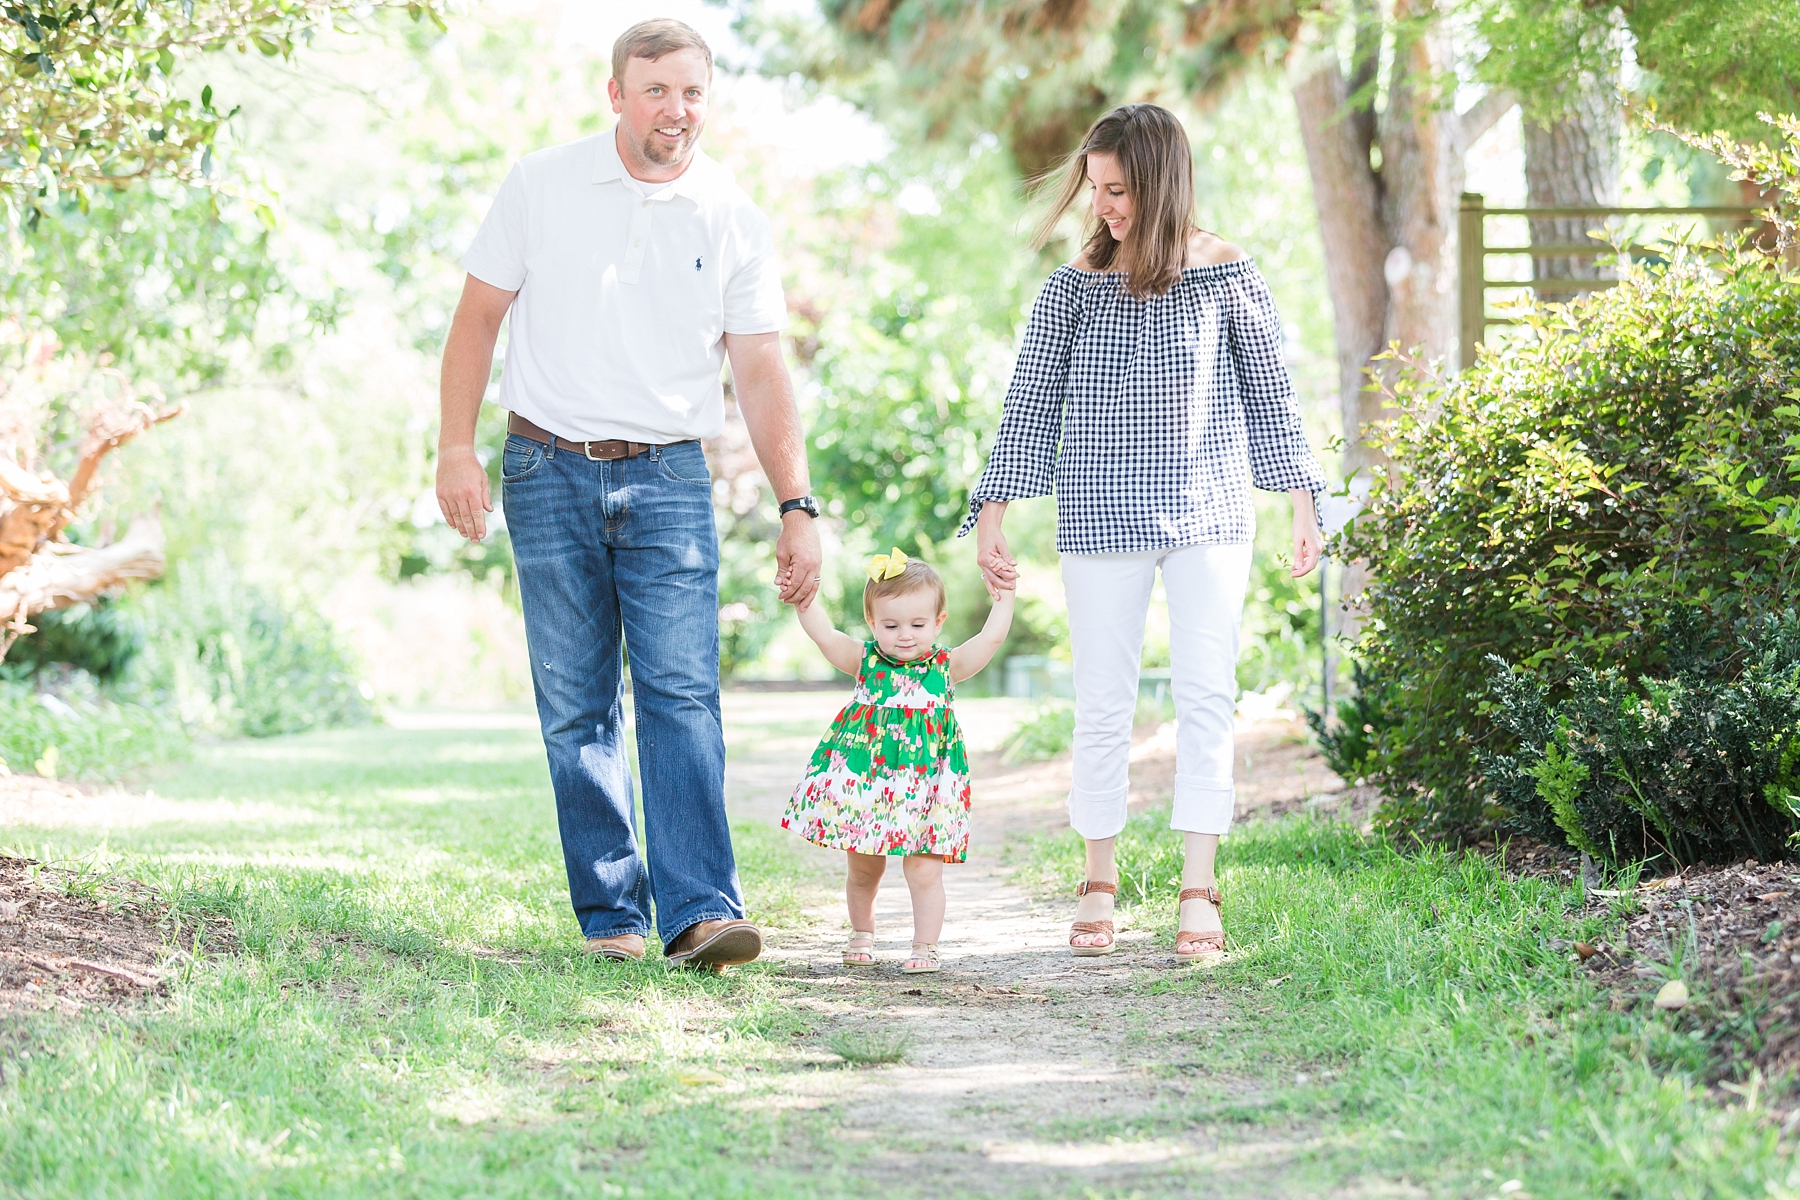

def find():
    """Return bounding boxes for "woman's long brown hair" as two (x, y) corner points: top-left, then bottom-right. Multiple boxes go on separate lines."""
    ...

(1031, 103), (1197, 299)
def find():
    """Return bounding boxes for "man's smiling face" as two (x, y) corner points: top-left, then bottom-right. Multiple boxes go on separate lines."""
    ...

(608, 47), (711, 179)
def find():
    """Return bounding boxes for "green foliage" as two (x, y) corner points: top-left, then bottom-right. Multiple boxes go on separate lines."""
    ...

(0, 677), (183, 778)
(1306, 659), (1398, 786)
(133, 554), (372, 738)
(800, 146), (1038, 549)
(1, 182), (326, 386)
(1002, 701), (1074, 764)
(1483, 612), (1800, 869)
(1624, 0), (1800, 140)
(1528, 735), (1597, 860)
(1337, 236), (1800, 836)
(0, 0), (444, 215)
(2, 599), (143, 682)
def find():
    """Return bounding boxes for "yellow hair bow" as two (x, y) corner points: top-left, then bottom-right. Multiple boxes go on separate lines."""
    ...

(865, 548), (909, 582)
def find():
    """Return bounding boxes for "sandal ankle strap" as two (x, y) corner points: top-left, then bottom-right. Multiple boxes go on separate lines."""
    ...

(1180, 886), (1222, 907)
(1077, 880), (1118, 897)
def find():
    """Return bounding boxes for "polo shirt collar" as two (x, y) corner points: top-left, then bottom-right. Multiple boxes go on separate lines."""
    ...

(591, 130), (716, 201)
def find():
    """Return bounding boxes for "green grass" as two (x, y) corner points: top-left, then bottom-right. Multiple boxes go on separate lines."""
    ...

(1013, 808), (1800, 1199)
(0, 720), (847, 1199)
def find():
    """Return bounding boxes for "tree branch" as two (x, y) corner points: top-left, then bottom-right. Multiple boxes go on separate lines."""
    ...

(1461, 88), (1518, 148)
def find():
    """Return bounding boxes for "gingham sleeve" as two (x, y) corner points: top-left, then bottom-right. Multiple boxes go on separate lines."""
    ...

(957, 268), (1081, 537)
(1226, 266), (1328, 496)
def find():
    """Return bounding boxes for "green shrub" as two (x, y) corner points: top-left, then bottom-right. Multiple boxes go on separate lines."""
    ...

(134, 554), (373, 738)
(0, 680), (185, 780)
(1002, 701), (1074, 763)
(1, 601), (145, 682)
(1336, 240), (1800, 837)
(1482, 611), (1800, 869)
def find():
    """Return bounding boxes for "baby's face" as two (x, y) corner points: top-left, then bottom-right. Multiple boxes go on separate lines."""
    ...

(867, 590), (948, 662)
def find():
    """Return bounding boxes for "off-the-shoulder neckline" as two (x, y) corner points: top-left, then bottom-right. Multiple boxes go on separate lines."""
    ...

(1057, 259), (1256, 278)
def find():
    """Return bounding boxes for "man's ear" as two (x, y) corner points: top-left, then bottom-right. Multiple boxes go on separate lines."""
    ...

(607, 77), (624, 114)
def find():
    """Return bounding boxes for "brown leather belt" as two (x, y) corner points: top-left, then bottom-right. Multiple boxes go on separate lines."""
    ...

(508, 412), (683, 461)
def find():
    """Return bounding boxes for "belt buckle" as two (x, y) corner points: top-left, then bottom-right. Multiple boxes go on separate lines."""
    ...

(582, 440), (603, 462)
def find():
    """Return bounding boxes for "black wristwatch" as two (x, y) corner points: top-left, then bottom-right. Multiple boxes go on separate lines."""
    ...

(778, 496), (820, 519)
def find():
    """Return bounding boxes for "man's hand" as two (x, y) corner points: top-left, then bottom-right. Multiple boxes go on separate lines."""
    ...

(975, 502), (1019, 600)
(437, 274), (515, 544)
(774, 510), (823, 610)
(437, 445), (493, 542)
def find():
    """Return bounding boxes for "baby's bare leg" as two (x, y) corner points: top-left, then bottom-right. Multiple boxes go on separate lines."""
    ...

(902, 855), (946, 947)
(845, 851), (886, 932)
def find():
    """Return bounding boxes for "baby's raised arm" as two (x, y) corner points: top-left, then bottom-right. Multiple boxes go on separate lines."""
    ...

(795, 599), (867, 676)
(949, 587), (1015, 683)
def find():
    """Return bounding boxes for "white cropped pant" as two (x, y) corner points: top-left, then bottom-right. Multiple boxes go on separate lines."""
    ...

(1062, 543), (1253, 840)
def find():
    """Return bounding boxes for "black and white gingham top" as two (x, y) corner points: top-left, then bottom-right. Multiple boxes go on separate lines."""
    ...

(958, 260), (1327, 554)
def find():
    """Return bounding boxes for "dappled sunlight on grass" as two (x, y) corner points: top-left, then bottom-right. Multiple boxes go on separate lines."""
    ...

(1014, 811), (1797, 1196)
(0, 717), (849, 1198)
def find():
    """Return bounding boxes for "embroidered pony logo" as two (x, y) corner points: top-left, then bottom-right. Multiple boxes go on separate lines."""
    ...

(695, 256), (704, 271)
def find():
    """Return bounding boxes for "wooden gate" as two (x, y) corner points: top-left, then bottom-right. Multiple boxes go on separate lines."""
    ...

(1455, 192), (1761, 369)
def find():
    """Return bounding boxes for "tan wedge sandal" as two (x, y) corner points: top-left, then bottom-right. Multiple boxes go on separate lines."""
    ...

(1069, 880), (1118, 957)
(1176, 886), (1225, 964)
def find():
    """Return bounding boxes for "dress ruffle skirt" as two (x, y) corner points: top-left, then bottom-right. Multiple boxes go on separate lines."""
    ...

(782, 643), (972, 862)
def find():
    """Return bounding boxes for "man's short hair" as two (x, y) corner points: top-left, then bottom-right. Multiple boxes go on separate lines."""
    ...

(611, 17), (713, 84)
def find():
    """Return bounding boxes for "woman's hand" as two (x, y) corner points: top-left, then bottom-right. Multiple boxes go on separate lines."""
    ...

(1290, 489), (1323, 578)
(975, 502), (1019, 600)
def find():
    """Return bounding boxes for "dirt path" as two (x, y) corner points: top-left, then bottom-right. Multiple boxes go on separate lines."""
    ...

(719, 692), (1383, 1199)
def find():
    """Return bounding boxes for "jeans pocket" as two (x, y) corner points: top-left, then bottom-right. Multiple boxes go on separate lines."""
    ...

(501, 435), (544, 483)
(657, 442), (712, 485)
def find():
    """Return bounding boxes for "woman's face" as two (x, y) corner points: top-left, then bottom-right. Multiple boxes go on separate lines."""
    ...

(1086, 152), (1132, 242)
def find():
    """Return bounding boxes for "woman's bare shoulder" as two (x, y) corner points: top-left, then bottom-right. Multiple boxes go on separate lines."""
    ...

(1065, 250), (1095, 271)
(1186, 231), (1248, 267)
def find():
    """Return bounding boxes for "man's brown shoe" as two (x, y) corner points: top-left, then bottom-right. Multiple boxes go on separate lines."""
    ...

(665, 919), (762, 970)
(585, 933), (646, 961)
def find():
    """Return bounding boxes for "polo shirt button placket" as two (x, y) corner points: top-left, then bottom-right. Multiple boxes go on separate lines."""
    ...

(620, 197), (653, 286)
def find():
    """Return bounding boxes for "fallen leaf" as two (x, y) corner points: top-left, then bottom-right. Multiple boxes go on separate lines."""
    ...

(677, 1069), (727, 1086)
(1573, 942), (1598, 960)
(0, 900), (23, 921)
(1654, 979), (1690, 1011)
(1757, 892), (1791, 903)
(1266, 975), (1291, 987)
(1589, 888), (1623, 898)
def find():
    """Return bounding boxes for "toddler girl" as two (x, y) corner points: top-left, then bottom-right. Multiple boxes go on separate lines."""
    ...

(782, 550), (1014, 973)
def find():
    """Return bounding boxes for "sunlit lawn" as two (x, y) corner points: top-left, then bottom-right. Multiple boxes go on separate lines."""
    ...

(1016, 812), (1800, 1199)
(0, 716), (843, 1199)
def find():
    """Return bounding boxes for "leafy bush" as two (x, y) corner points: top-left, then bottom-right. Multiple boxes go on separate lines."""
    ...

(0, 681), (185, 780)
(1002, 701), (1075, 763)
(1, 601), (145, 682)
(134, 554), (373, 737)
(1482, 611), (1800, 869)
(1336, 238), (1800, 837)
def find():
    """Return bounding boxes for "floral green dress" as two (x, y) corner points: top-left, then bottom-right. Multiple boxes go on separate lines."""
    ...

(782, 642), (972, 862)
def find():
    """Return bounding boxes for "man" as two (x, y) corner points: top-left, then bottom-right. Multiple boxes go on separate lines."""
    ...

(435, 18), (821, 969)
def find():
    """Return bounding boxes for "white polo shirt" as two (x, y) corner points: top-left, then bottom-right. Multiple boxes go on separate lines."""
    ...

(461, 131), (788, 444)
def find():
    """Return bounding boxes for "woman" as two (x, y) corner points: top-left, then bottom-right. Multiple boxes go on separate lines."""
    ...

(961, 103), (1325, 963)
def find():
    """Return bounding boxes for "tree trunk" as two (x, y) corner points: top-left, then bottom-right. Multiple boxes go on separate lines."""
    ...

(1289, 49), (1388, 486)
(1378, 4), (1465, 360)
(0, 397), (181, 654)
(1523, 74), (1623, 290)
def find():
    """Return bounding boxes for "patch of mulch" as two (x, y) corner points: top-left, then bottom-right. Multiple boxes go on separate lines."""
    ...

(0, 855), (234, 1017)
(1575, 860), (1800, 1089)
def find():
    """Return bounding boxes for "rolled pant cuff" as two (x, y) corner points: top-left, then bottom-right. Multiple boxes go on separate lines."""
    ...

(1069, 784), (1130, 840)
(1171, 777), (1236, 836)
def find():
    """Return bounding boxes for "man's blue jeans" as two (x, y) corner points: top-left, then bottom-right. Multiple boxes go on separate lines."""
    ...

(501, 432), (743, 950)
